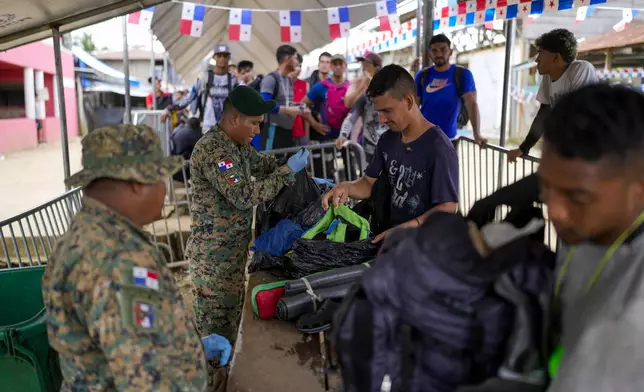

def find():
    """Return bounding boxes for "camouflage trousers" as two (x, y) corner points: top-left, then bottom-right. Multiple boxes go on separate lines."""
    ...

(186, 236), (249, 343)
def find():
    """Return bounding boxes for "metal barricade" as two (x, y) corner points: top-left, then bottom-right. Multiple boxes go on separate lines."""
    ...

(454, 137), (557, 250)
(131, 110), (172, 156)
(0, 189), (82, 269)
(266, 141), (367, 183)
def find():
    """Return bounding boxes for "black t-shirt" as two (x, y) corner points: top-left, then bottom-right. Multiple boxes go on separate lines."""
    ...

(365, 127), (459, 226)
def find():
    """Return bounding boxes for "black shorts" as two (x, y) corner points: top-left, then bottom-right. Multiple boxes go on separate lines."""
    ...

(261, 123), (294, 150)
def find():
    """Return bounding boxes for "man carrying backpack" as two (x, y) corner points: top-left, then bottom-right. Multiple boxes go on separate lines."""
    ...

(259, 44), (310, 150)
(162, 44), (238, 133)
(302, 54), (351, 179)
(415, 34), (486, 145)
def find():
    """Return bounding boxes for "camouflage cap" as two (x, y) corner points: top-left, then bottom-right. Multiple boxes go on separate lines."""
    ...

(65, 124), (184, 188)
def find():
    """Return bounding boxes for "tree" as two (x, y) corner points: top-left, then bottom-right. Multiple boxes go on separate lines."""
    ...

(80, 33), (97, 54)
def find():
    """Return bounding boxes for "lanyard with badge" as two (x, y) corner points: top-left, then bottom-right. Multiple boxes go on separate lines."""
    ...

(548, 212), (644, 378)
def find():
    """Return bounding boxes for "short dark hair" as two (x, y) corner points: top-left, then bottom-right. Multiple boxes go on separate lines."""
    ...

(237, 60), (254, 72)
(319, 52), (332, 60)
(296, 53), (303, 65)
(543, 83), (644, 167)
(366, 64), (416, 101)
(535, 29), (577, 64)
(276, 45), (297, 65)
(222, 98), (237, 116)
(187, 117), (201, 132)
(429, 34), (451, 47)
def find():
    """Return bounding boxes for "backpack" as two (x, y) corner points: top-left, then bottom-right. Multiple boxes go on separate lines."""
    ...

(248, 74), (264, 93)
(420, 65), (470, 129)
(321, 79), (350, 130)
(196, 70), (233, 123)
(333, 211), (554, 392)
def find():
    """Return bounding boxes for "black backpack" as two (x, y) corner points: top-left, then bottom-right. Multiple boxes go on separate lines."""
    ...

(196, 70), (233, 123)
(248, 74), (265, 93)
(333, 211), (554, 392)
(420, 65), (470, 129)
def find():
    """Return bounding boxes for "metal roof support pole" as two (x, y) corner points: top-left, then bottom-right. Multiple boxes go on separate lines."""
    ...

(122, 17), (132, 124)
(497, 18), (516, 192)
(499, 18), (515, 148)
(422, 0), (434, 68)
(52, 27), (71, 188)
(415, 0), (422, 58)
(150, 33), (156, 111)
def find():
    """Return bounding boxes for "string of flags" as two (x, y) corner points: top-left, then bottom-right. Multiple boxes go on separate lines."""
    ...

(128, 0), (633, 46)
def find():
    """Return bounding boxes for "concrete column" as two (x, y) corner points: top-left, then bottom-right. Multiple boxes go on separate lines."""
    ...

(23, 67), (36, 119)
(35, 70), (45, 120)
(53, 77), (60, 118)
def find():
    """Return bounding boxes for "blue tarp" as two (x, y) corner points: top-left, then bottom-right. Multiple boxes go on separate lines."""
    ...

(72, 46), (143, 88)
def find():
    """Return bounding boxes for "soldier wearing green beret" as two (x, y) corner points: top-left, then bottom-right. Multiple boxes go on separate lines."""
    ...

(186, 86), (310, 342)
(41, 124), (209, 391)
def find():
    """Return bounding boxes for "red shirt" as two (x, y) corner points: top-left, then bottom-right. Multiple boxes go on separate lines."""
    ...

(292, 79), (308, 138)
(146, 91), (171, 109)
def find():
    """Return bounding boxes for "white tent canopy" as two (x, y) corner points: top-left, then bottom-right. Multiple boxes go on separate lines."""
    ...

(0, 0), (169, 51)
(150, 0), (404, 83)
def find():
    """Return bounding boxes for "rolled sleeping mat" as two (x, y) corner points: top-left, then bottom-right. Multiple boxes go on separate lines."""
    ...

(276, 283), (354, 321)
(283, 263), (371, 297)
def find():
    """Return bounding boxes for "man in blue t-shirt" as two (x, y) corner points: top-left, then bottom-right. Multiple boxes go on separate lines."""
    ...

(321, 64), (459, 243)
(415, 34), (486, 145)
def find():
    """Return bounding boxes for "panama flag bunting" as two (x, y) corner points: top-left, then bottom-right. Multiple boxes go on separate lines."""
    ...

(375, 0), (400, 31)
(179, 3), (205, 37)
(128, 7), (155, 29)
(229, 8), (253, 41)
(280, 10), (302, 43)
(328, 7), (351, 39)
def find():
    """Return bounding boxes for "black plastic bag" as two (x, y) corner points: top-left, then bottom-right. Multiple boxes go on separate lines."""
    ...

(284, 239), (379, 279)
(272, 170), (321, 218)
(294, 199), (327, 229)
(352, 171), (392, 236)
(247, 251), (289, 274)
(255, 168), (322, 238)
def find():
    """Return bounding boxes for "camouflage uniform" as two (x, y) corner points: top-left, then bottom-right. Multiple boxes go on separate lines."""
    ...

(42, 124), (208, 391)
(186, 124), (294, 341)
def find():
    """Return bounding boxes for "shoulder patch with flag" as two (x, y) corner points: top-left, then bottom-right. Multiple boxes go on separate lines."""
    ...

(179, 3), (206, 37)
(128, 7), (155, 29)
(226, 174), (241, 185)
(132, 267), (159, 290)
(133, 301), (156, 329)
(218, 159), (234, 171)
(279, 10), (302, 43)
(229, 8), (253, 41)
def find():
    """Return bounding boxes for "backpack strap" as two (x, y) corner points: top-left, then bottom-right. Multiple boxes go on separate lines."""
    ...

(418, 67), (432, 106)
(227, 72), (232, 92)
(454, 65), (464, 98)
(198, 69), (214, 123)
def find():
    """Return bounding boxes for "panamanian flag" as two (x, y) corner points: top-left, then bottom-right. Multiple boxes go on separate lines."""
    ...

(218, 159), (234, 171)
(128, 7), (155, 29)
(179, 3), (206, 37)
(328, 7), (351, 39)
(280, 10), (302, 43)
(376, 0), (400, 32)
(133, 267), (159, 290)
(229, 8), (252, 41)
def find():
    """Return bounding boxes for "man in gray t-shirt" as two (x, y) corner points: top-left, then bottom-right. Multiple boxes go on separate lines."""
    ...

(538, 85), (644, 392)
(259, 45), (309, 150)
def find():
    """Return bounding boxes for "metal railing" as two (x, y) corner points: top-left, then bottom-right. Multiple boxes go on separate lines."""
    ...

(455, 137), (557, 250)
(267, 141), (367, 183)
(0, 189), (82, 269)
(131, 110), (172, 156)
(2, 135), (557, 268)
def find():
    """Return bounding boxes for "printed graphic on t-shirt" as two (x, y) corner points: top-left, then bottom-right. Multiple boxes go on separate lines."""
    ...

(426, 78), (451, 94)
(384, 153), (425, 212)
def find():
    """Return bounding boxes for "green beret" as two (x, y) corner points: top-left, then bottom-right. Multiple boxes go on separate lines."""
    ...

(229, 85), (277, 116)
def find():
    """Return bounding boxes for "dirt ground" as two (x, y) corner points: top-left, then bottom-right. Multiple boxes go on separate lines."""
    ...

(0, 139), (82, 221)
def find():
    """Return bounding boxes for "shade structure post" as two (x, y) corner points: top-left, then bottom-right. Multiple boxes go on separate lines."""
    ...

(122, 17), (132, 124)
(52, 27), (71, 188)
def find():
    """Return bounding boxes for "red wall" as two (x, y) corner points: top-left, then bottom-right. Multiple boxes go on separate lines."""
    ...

(0, 40), (77, 154)
(0, 119), (37, 152)
(0, 69), (23, 84)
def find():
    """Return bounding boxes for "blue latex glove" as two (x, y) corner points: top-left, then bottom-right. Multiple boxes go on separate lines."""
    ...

(287, 148), (310, 173)
(313, 177), (335, 188)
(201, 334), (232, 366)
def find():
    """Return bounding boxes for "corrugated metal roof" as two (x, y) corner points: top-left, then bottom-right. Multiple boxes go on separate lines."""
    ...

(578, 21), (644, 52)
(151, 0), (400, 83)
(0, 0), (168, 51)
